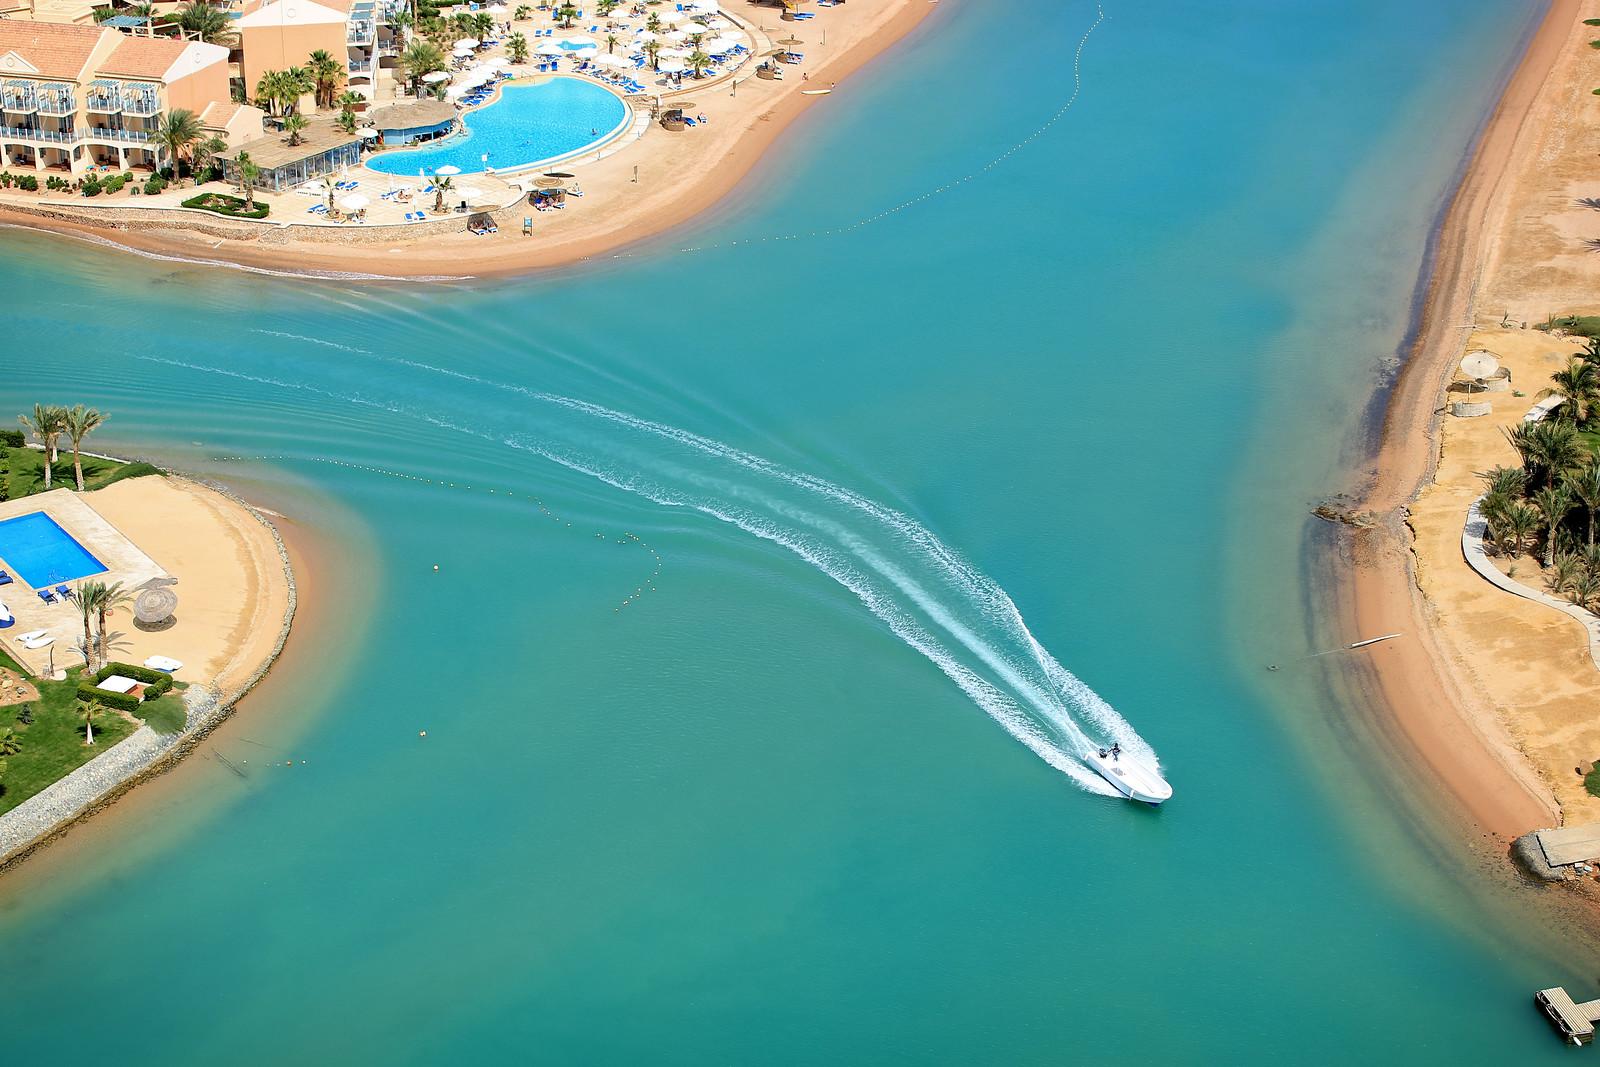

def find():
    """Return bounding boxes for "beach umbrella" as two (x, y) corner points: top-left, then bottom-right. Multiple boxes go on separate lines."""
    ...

(356, 127), (380, 139)
(455, 37), (480, 48)
(664, 29), (689, 42)
(446, 84), (470, 98)
(455, 184), (484, 201)
(487, 2), (508, 12)
(567, 34), (598, 47)
(689, 0), (718, 11)
(422, 70), (451, 83)
(337, 193), (370, 211)
(487, 56), (511, 67)
(536, 39), (565, 54)
(657, 58), (687, 74)
(660, 47), (689, 59)
(435, 164), (462, 176)
(777, 35), (804, 47)
(703, 37), (737, 53)
(534, 176), (564, 188)
(661, 10), (691, 24)
(592, 53), (626, 68)
(544, 171), (576, 178)
(633, 29), (658, 42)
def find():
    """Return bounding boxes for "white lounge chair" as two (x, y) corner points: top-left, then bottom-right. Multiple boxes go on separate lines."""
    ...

(23, 633), (54, 650)
(16, 629), (46, 643)
(144, 655), (184, 673)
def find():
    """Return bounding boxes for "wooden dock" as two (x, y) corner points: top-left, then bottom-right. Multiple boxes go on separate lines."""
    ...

(1536, 987), (1600, 1045)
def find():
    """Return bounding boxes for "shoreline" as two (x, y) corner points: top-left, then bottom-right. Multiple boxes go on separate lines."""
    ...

(0, 466), (300, 875)
(0, 0), (939, 282)
(1332, 0), (1580, 843)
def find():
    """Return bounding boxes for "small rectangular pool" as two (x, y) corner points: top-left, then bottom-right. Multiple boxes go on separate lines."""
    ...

(0, 511), (108, 587)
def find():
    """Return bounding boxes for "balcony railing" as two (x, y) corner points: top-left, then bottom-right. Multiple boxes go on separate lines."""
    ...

(84, 126), (155, 145)
(349, 59), (374, 74)
(36, 87), (75, 116)
(0, 124), (76, 144)
(348, 23), (374, 44)
(1, 86), (38, 113)
(122, 89), (160, 116)
(86, 90), (123, 113)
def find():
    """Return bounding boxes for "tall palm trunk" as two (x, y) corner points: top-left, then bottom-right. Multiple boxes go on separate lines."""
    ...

(72, 441), (84, 492)
(96, 604), (109, 663)
(81, 602), (97, 673)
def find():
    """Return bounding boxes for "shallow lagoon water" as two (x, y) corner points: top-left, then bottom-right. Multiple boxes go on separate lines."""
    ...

(0, 1), (1587, 1062)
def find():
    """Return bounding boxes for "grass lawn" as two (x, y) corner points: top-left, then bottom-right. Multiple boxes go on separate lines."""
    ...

(0, 445), (158, 502)
(0, 647), (188, 815)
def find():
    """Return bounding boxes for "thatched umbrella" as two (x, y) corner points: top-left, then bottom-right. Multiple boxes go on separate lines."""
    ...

(134, 583), (178, 628)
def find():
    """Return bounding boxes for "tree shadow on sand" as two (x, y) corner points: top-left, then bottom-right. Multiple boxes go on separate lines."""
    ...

(1577, 198), (1600, 210)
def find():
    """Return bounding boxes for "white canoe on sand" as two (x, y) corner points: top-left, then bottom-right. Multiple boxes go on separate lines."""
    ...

(1084, 746), (1172, 805)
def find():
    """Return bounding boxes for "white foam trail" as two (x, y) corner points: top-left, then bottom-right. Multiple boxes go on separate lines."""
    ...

(251, 329), (375, 355)
(139, 353), (1156, 792)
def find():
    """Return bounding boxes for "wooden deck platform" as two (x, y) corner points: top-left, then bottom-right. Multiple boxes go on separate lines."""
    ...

(1536, 987), (1600, 1045)
(1536, 824), (1600, 868)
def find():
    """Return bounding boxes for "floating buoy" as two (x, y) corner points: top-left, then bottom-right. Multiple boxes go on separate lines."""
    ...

(432, 564), (439, 572)
(419, 730), (427, 738)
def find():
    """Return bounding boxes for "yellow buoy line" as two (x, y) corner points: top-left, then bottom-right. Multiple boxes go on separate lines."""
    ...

(214, 454), (664, 612)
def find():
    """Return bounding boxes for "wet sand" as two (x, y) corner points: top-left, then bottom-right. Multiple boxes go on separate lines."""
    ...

(1338, 0), (1582, 842)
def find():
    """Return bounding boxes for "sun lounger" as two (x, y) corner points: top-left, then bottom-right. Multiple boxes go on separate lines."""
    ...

(37, 589), (56, 604)
(144, 655), (184, 673)
(23, 633), (53, 650)
(55, 585), (70, 600)
(17, 629), (46, 643)
(0, 570), (12, 586)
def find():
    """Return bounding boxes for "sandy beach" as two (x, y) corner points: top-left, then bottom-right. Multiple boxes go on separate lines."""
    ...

(0, 0), (935, 279)
(1335, 0), (1593, 843)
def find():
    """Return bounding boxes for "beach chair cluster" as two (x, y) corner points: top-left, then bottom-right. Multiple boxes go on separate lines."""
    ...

(36, 583), (74, 604)
(0, 569), (11, 586)
(469, 218), (499, 236)
(333, 179), (359, 191)
(404, 210), (430, 222)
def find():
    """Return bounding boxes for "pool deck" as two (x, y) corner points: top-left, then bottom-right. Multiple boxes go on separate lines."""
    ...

(0, 488), (166, 676)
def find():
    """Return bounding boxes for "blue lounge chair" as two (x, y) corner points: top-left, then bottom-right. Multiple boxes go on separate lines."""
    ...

(37, 589), (56, 604)
(0, 570), (12, 586)
(56, 585), (70, 600)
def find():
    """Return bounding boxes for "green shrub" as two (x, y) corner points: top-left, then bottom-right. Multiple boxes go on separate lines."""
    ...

(143, 175), (167, 195)
(103, 173), (127, 194)
(1586, 767), (1600, 798)
(15, 703), (33, 725)
(81, 176), (102, 197)
(180, 192), (269, 219)
(77, 685), (141, 713)
(143, 676), (173, 700)
(16, 174), (37, 192)
(0, 172), (12, 188)
(0, 428), (23, 447)
(45, 175), (69, 191)
(95, 662), (171, 686)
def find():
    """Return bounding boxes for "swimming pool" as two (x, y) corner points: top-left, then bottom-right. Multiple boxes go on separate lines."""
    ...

(365, 78), (629, 176)
(0, 511), (107, 587)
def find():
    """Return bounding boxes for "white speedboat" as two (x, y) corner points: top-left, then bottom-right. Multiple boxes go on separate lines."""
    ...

(1084, 745), (1172, 805)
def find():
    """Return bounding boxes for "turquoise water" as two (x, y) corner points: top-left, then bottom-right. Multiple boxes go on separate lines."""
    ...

(0, 1), (1590, 1061)
(0, 511), (107, 587)
(365, 79), (628, 175)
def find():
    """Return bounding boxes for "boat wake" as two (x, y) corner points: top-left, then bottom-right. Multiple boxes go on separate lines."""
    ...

(142, 352), (1158, 796)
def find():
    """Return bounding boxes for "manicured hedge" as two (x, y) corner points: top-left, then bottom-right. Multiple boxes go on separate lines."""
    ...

(181, 193), (269, 220)
(95, 662), (170, 686)
(0, 429), (23, 447)
(77, 685), (141, 713)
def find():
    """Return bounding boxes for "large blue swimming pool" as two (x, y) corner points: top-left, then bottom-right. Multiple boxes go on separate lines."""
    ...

(365, 78), (628, 176)
(0, 511), (107, 587)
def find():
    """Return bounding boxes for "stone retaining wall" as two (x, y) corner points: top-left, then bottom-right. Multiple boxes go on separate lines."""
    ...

(0, 471), (298, 870)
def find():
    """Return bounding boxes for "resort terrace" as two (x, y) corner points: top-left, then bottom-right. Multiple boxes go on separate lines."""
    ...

(221, 117), (362, 193)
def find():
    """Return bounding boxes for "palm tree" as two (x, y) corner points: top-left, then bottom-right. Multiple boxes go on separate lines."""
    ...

(508, 32), (530, 64)
(255, 69), (288, 117)
(1480, 464), (1528, 500)
(59, 405), (106, 492)
(1541, 355), (1600, 426)
(605, 32), (619, 54)
(1566, 457), (1600, 546)
(401, 39), (448, 95)
(555, 2), (577, 28)
(643, 39), (661, 70)
(1507, 420), (1585, 491)
(472, 11), (493, 38)
(0, 728), (20, 758)
(192, 134), (227, 182)
(1503, 501), (1541, 557)
(129, 0), (156, 36)
(148, 108), (204, 185)
(645, 11), (661, 33)
(687, 49), (711, 78)
(78, 697), (101, 746)
(1551, 551), (1585, 597)
(235, 152), (260, 209)
(283, 113), (309, 146)
(317, 174), (340, 210)
(307, 49), (347, 110)
(176, 0), (237, 45)
(18, 404), (63, 490)
(432, 172), (454, 213)
(77, 583), (101, 673)
(93, 581), (132, 665)
(514, 4), (531, 19)
(1533, 485), (1572, 567)
(1573, 570), (1600, 612)
(596, 0), (619, 14)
